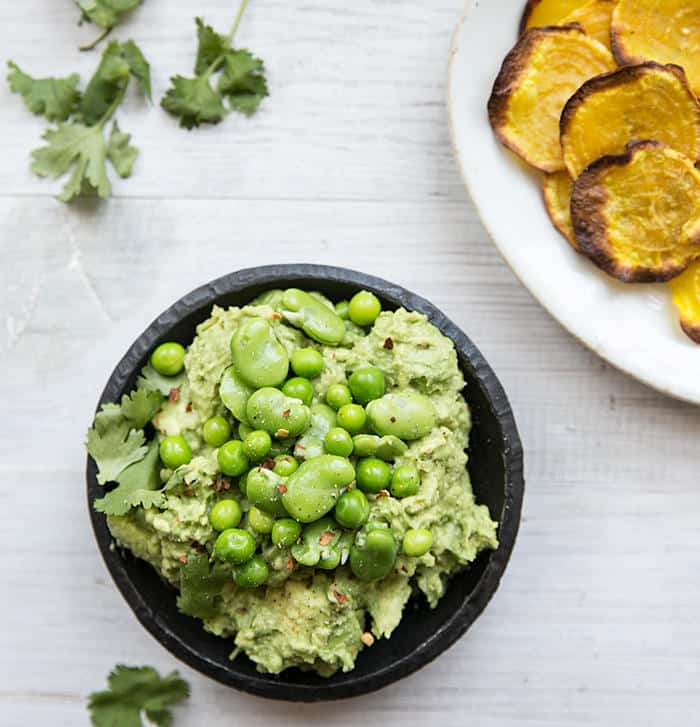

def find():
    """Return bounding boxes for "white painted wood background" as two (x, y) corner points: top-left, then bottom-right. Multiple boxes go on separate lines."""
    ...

(2, 1), (699, 725)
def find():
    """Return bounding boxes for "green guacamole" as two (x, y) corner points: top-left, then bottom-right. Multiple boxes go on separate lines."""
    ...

(103, 295), (498, 676)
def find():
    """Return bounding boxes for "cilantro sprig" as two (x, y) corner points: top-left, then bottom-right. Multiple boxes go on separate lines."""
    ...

(75, 0), (146, 52)
(162, 0), (268, 130)
(7, 40), (151, 203)
(88, 664), (189, 727)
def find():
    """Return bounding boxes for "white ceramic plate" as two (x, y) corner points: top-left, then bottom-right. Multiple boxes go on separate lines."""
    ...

(448, 0), (700, 405)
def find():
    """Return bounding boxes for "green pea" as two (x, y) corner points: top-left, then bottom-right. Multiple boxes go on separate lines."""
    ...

(352, 434), (408, 461)
(202, 416), (232, 448)
(238, 470), (249, 497)
(246, 467), (288, 516)
(402, 528), (433, 557)
(291, 348), (324, 379)
(231, 318), (289, 389)
(219, 366), (254, 425)
(233, 555), (269, 588)
(348, 367), (385, 405)
(350, 527), (398, 581)
(159, 435), (192, 469)
(217, 440), (249, 477)
(336, 404), (367, 434)
(209, 499), (243, 531)
(366, 392), (437, 441)
(324, 427), (354, 457)
(151, 342), (185, 377)
(214, 528), (256, 564)
(334, 489), (370, 529)
(391, 465), (421, 498)
(248, 506), (276, 534)
(281, 455), (356, 523)
(243, 430), (272, 461)
(273, 455), (299, 477)
(294, 404), (337, 460)
(335, 300), (350, 320)
(281, 288), (346, 346)
(325, 384), (353, 410)
(246, 387), (311, 438)
(356, 457), (391, 494)
(282, 377), (314, 406)
(348, 291), (382, 327)
(271, 518), (302, 547)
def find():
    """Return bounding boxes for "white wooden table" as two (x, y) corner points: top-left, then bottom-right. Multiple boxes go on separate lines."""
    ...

(2, 2), (699, 724)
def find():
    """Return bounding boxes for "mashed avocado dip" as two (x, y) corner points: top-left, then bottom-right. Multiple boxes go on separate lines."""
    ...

(89, 289), (498, 677)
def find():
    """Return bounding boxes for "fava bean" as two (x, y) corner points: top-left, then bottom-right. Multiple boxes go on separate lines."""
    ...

(246, 467), (288, 517)
(231, 318), (289, 388)
(248, 506), (276, 534)
(291, 518), (339, 566)
(281, 455), (356, 523)
(352, 434), (408, 461)
(246, 387), (311, 438)
(366, 391), (437, 441)
(250, 289), (284, 308)
(281, 288), (346, 346)
(350, 526), (398, 581)
(219, 366), (254, 425)
(294, 404), (337, 460)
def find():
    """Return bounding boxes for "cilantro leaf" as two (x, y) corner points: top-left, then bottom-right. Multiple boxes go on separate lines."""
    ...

(161, 75), (227, 130)
(161, 6), (268, 130)
(218, 50), (268, 116)
(120, 387), (163, 429)
(94, 440), (163, 516)
(87, 664), (189, 727)
(194, 18), (228, 75)
(137, 365), (185, 397)
(76, 0), (144, 31)
(80, 41), (131, 125)
(32, 122), (112, 202)
(121, 40), (152, 101)
(86, 404), (147, 484)
(177, 553), (229, 620)
(6, 62), (81, 122)
(107, 122), (138, 178)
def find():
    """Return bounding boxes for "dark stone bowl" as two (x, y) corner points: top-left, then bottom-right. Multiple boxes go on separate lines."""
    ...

(87, 264), (524, 702)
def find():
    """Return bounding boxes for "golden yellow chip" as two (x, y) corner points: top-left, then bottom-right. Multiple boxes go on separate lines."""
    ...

(669, 260), (700, 343)
(520, 0), (592, 32)
(612, 0), (700, 96)
(571, 141), (700, 282)
(561, 0), (617, 51)
(488, 26), (615, 173)
(561, 62), (700, 179)
(543, 172), (577, 250)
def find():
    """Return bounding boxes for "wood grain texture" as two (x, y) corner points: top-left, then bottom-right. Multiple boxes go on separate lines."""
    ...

(1, 1), (699, 725)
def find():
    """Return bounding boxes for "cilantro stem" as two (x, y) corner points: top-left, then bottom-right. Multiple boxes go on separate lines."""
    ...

(80, 26), (114, 53)
(97, 87), (127, 130)
(204, 0), (250, 78)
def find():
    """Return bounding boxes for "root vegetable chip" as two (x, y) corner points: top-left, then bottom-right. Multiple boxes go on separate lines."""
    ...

(488, 26), (615, 172)
(571, 141), (700, 282)
(611, 0), (700, 96)
(669, 260), (700, 343)
(523, 0), (617, 52)
(543, 172), (577, 249)
(561, 62), (700, 179)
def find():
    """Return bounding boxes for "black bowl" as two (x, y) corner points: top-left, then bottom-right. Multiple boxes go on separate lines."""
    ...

(87, 264), (524, 702)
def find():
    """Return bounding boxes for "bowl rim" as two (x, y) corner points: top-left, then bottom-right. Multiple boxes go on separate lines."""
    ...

(86, 264), (524, 702)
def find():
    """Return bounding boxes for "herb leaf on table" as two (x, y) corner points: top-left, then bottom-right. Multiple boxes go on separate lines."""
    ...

(75, 0), (146, 52)
(88, 664), (189, 727)
(6, 63), (81, 122)
(162, 0), (268, 129)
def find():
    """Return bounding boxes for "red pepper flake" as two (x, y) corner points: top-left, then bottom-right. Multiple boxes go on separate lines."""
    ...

(185, 402), (193, 412)
(179, 555), (188, 564)
(376, 489), (390, 499)
(221, 480), (231, 491)
(390, 416), (396, 423)
(168, 387), (180, 402)
(383, 337), (394, 350)
(271, 312), (282, 320)
(278, 484), (288, 494)
(184, 487), (194, 498)
(287, 558), (295, 571)
(296, 443), (306, 450)
(319, 531), (335, 546)
(347, 480), (356, 489)
(333, 590), (348, 605)
(282, 409), (291, 418)
(331, 353), (337, 360)
(261, 458), (275, 470)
